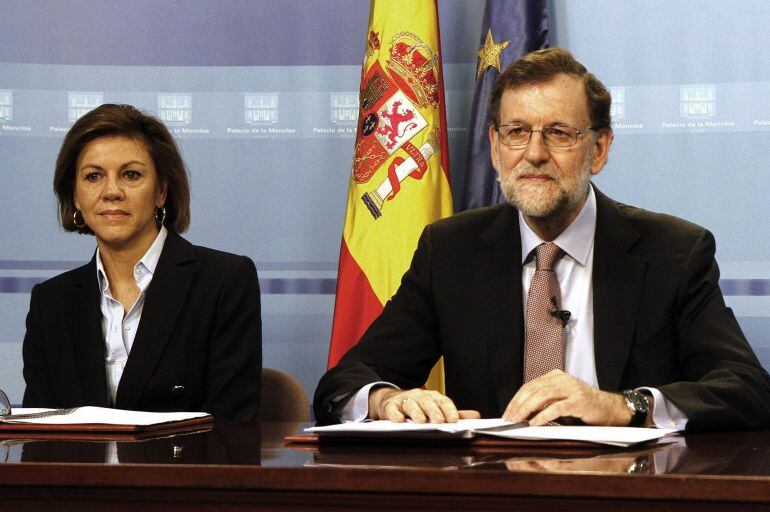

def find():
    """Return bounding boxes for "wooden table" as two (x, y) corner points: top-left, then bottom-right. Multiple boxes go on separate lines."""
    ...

(2, 421), (770, 511)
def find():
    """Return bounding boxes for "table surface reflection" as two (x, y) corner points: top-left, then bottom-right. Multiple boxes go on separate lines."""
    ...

(3, 421), (770, 511)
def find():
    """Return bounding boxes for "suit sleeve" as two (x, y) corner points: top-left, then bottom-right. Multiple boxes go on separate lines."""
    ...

(204, 256), (262, 421)
(21, 284), (54, 407)
(314, 226), (441, 424)
(660, 228), (770, 432)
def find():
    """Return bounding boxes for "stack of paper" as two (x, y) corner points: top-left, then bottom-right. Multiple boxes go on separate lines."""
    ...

(306, 419), (678, 448)
(0, 407), (212, 439)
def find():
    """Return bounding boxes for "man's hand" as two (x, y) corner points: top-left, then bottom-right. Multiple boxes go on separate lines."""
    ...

(368, 387), (480, 423)
(503, 370), (635, 426)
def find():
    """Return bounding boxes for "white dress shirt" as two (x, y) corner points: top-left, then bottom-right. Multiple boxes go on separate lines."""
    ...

(96, 226), (167, 405)
(520, 184), (598, 388)
(343, 187), (688, 428)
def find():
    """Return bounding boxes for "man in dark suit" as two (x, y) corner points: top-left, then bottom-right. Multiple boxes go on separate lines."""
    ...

(314, 48), (770, 431)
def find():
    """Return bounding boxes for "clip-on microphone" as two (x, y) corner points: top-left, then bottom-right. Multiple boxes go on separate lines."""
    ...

(550, 296), (571, 328)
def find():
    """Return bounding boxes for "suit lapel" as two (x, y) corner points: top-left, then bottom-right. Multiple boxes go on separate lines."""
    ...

(115, 232), (196, 409)
(474, 204), (524, 414)
(70, 257), (110, 406)
(592, 189), (646, 391)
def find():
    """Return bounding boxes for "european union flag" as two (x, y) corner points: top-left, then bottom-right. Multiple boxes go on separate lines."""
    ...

(457, 0), (549, 212)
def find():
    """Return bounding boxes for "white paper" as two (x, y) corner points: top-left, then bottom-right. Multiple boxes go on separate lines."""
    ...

(481, 425), (678, 447)
(306, 418), (513, 434)
(306, 419), (679, 447)
(1, 406), (209, 426)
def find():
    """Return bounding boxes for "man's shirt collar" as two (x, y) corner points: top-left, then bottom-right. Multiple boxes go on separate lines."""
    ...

(519, 184), (597, 266)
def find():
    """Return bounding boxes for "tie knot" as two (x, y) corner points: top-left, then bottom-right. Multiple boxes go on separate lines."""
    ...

(535, 243), (563, 271)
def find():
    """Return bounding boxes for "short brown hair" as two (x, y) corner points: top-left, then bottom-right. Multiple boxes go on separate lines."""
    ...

(490, 47), (612, 131)
(54, 103), (191, 234)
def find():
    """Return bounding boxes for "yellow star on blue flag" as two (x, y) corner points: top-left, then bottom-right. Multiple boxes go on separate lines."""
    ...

(476, 29), (510, 79)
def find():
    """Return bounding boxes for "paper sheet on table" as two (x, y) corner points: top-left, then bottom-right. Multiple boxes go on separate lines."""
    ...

(1, 407), (209, 426)
(480, 425), (678, 447)
(307, 419), (678, 447)
(307, 418), (511, 437)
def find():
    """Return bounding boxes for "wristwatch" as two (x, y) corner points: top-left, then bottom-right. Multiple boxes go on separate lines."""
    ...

(622, 389), (649, 427)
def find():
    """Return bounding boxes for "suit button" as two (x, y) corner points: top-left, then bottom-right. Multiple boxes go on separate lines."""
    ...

(172, 385), (186, 396)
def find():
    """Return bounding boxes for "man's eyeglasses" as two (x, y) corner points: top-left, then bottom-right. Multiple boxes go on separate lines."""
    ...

(495, 123), (594, 148)
(0, 389), (11, 416)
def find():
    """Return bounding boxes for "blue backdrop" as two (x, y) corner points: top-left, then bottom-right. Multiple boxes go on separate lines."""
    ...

(1, 0), (768, 410)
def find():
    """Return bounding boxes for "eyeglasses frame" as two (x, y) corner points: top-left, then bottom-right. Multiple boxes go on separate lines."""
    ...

(495, 123), (595, 148)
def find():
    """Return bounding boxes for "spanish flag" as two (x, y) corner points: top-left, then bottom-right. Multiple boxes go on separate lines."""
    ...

(327, 0), (453, 392)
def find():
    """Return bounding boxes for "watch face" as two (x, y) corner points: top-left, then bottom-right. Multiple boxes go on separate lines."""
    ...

(625, 390), (648, 414)
(623, 390), (649, 427)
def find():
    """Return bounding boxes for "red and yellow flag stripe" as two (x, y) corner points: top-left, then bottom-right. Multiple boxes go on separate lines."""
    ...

(328, 0), (452, 392)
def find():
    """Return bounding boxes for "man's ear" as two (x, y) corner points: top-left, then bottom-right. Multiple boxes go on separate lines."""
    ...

(489, 125), (501, 172)
(590, 127), (613, 176)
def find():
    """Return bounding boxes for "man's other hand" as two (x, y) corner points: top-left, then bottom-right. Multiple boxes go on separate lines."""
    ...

(368, 387), (480, 423)
(503, 370), (636, 426)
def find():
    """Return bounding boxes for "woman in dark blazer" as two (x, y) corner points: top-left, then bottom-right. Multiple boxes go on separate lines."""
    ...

(22, 104), (261, 421)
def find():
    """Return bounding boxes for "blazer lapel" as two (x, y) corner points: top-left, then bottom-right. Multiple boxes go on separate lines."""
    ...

(592, 188), (646, 391)
(474, 204), (524, 414)
(115, 232), (195, 409)
(70, 257), (110, 406)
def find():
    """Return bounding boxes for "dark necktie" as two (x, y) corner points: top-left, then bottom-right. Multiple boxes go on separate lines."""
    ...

(524, 242), (565, 383)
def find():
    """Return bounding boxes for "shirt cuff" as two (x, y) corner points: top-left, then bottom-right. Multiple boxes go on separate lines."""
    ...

(639, 387), (689, 430)
(339, 381), (399, 423)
